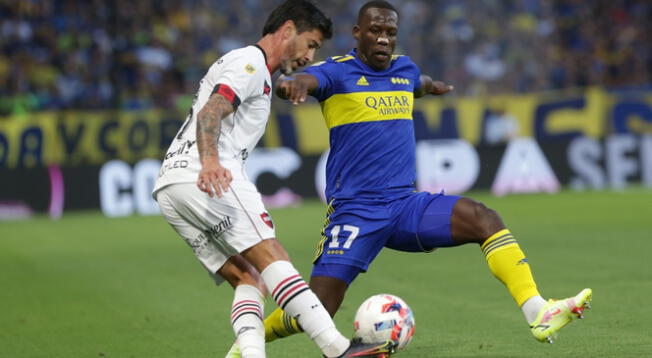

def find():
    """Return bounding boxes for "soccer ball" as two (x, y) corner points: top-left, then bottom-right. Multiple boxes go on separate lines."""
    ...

(353, 294), (415, 350)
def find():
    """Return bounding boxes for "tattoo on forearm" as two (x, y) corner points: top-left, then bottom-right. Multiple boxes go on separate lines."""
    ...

(196, 94), (234, 161)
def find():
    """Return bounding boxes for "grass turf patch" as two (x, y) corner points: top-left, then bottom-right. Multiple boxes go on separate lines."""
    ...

(1, 188), (651, 357)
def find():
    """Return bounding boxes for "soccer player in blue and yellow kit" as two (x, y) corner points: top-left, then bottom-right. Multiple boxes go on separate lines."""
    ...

(226, 1), (592, 356)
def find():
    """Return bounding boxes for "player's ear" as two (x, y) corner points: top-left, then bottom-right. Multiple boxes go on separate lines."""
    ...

(282, 20), (297, 40)
(352, 25), (360, 41)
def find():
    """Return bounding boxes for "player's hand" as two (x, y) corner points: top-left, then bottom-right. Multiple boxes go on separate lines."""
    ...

(276, 77), (309, 105)
(197, 159), (233, 198)
(430, 81), (454, 95)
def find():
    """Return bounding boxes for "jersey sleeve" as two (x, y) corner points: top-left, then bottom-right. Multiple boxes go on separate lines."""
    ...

(207, 52), (263, 109)
(303, 59), (339, 102)
(413, 65), (422, 92)
(407, 57), (422, 92)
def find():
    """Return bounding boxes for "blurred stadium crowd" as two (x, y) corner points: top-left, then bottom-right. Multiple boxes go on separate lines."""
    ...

(1, 0), (650, 116)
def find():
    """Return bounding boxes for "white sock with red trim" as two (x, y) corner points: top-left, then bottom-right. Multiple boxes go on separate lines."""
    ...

(231, 284), (265, 358)
(261, 260), (349, 357)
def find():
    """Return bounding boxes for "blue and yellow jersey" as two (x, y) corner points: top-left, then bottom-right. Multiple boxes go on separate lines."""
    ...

(304, 49), (422, 200)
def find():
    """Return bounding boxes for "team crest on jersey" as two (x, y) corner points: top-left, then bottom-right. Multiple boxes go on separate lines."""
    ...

(245, 64), (256, 74)
(263, 80), (271, 96)
(260, 212), (274, 228)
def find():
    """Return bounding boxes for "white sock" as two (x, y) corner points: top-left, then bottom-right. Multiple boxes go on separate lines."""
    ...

(231, 285), (265, 358)
(261, 260), (349, 357)
(521, 295), (547, 325)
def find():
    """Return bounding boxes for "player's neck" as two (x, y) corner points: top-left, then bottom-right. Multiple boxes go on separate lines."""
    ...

(257, 35), (282, 74)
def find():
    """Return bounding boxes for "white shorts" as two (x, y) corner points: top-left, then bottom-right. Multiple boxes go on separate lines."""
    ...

(155, 181), (276, 285)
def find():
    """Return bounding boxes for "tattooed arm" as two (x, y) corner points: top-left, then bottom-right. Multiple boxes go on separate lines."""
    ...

(196, 93), (235, 198)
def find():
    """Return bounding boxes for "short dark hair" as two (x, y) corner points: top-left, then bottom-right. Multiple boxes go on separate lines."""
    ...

(357, 0), (399, 23)
(262, 0), (333, 39)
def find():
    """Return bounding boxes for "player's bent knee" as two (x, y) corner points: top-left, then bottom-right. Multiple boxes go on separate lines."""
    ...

(470, 200), (504, 238)
(453, 198), (505, 241)
(241, 238), (291, 273)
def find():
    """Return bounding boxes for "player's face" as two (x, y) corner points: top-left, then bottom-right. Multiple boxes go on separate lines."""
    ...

(353, 8), (398, 71)
(281, 28), (324, 75)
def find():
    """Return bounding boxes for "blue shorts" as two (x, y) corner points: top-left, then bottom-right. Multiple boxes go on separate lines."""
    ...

(311, 191), (460, 285)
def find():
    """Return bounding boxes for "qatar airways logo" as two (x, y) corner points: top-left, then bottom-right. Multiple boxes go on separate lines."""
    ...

(364, 94), (412, 116)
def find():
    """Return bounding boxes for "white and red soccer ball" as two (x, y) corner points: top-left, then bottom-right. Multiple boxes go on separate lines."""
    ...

(353, 294), (415, 350)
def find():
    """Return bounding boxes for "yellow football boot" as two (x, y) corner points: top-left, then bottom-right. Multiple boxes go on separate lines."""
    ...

(530, 288), (593, 343)
(224, 343), (240, 358)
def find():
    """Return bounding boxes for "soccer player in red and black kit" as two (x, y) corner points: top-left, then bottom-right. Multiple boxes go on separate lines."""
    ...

(155, 1), (395, 357)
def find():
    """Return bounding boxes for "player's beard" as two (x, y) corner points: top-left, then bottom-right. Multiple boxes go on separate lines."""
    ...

(280, 60), (294, 75)
(280, 39), (298, 75)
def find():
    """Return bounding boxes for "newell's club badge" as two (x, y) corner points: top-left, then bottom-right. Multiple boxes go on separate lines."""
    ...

(260, 212), (274, 228)
(263, 80), (271, 96)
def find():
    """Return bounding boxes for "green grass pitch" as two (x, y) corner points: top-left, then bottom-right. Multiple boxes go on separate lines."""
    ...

(2, 189), (651, 357)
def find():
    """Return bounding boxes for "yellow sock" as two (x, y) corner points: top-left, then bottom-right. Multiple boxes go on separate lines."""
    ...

(264, 307), (303, 342)
(482, 229), (540, 306)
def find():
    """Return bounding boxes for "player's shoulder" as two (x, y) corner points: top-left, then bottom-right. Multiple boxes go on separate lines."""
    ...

(211, 46), (266, 73)
(236, 46), (266, 63)
(308, 54), (355, 69)
(328, 54), (356, 64)
(390, 54), (420, 77)
(391, 54), (417, 68)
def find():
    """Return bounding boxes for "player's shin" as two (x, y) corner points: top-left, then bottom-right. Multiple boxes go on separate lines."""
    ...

(264, 307), (303, 342)
(231, 285), (265, 358)
(260, 260), (349, 358)
(481, 229), (542, 309)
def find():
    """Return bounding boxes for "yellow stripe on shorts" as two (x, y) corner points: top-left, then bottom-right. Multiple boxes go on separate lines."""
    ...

(313, 199), (335, 263)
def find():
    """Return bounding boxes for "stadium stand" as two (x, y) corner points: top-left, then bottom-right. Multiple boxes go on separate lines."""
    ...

(0, 0), (650, 116)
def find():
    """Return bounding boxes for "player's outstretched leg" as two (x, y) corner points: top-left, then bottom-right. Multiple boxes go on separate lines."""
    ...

(226, 257), (394, 357)
(259, 260), (395, 357)
(259, 260), (348, 357)
(451, 199), (545, 311)
(240, 239), (394, 357)
(530, 288), (593, 343)
(448, 198), (593, 342)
